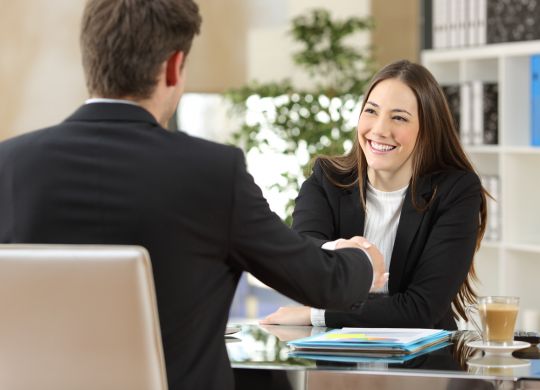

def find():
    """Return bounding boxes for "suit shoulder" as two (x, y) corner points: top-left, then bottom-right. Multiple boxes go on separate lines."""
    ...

(168, 131), (244, 176)
(0, 126), (57, 154)
(310, 158), (356, 187)
(173, 131), (241, 157)
(430, 170), (482, 205)
(432, 169), (480, 188)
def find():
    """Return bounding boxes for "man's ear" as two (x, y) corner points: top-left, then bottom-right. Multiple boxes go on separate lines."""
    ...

(165, 51), (185, 87)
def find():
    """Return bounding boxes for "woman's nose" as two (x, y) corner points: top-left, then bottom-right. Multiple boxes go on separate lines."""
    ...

(370, 117), (389, 137)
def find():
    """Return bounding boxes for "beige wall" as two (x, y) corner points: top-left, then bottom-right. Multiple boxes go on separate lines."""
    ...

(184, 0), (248, 93)
(0, 1), (87, 140)
(0, 0), (421, 140)
(372, 0), (420, 67)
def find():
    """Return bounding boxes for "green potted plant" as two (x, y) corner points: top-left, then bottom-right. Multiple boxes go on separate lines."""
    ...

(226, 9), (375, 224)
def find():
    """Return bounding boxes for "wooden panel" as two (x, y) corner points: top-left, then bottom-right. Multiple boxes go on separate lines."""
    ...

(371, 0), (421, 67)
(184, 0), (249, 93)
(0, 1), (86, 139)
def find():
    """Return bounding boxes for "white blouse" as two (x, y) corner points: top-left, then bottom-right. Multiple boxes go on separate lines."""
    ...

(311, 183), (408, 326)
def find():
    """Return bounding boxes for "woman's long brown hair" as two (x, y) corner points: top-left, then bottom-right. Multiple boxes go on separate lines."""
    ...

(318, 59), (487, 321)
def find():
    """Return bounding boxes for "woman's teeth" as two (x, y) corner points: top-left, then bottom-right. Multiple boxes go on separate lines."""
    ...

(370, 140), (396, 152)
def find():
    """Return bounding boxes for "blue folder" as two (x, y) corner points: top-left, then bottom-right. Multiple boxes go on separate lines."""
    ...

(289, 341), (451, 364)
(531, 55), (540, 146)
(288, 328), (451, 356)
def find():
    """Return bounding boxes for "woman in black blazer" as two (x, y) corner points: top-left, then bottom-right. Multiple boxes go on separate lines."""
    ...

(261, 60), (487, 330)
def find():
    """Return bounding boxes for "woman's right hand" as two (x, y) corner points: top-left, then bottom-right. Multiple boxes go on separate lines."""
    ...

(335, 236), (388, 291)
(259, 306), (311, 326)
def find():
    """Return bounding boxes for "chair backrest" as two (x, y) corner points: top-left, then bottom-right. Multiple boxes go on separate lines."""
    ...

(0, 244), (167, 390)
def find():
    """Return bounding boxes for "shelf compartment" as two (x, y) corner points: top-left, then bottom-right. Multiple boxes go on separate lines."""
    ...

(468, 153), (500, 176)
(501, 153), (540, 246)
(462, 58), (498, 83)
(501, 251), (540, 325)
(423, 60), (460, 84)
(474, 246), (501, 297)
(500, 55), (533, 147)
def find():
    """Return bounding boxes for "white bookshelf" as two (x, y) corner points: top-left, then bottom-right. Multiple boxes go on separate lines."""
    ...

(422, 40), (540, 329)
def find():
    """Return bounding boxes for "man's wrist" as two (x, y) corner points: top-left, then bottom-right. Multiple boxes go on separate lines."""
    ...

(321, 240), (375, 288)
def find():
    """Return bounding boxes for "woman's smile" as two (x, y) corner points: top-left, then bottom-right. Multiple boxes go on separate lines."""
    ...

(368, 139), (397, 153)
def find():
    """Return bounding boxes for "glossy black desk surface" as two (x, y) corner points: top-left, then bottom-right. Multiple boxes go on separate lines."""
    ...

(227, 324), (540, 390)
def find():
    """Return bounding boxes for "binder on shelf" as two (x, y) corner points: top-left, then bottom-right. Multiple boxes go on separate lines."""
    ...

(482, 82), (499, 145)
(449, 0), (458, 48)
(430, 0), (540, 49)
(460, 82), (472, 145)
(482, 174), (500, 242)
(477, 0), (487, 45)
(431, 0), (439, 49)
(531, 55), (540, 147)
(488, 175), (500, 242)
(472, 81), (484, 145)
(441, 84), (461, 134)
(466, 0), (478, 47)
(458, 81), (498, 146)
(480, 176), (489, 241)
(421, 0), (433, 50)
(433, 0), (450, 49)
(487, 0), (540, 44)
(456, 0), (467, 48)
(470, 81), (498, 145)
(432, 0), (442, 49)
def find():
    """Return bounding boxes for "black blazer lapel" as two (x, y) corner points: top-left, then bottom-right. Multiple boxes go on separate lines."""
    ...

(388, 176), (433, 294)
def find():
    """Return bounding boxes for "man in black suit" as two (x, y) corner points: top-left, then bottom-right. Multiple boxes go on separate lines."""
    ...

(0, 1), (385, 389)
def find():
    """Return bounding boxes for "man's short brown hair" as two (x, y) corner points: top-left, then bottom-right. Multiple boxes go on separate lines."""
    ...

(81, 0), (201, 99)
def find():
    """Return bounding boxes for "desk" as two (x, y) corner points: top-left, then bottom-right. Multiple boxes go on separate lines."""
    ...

(227, 324), (540, 390)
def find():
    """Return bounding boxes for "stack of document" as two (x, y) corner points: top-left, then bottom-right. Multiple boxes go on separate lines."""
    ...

(288, 328), (451, 363)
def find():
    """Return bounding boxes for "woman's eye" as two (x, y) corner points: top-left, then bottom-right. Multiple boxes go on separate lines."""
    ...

(393, 115), (408, 122)
(364, 108), (376, 114)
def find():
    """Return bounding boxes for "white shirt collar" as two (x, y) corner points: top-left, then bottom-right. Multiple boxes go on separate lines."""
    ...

(85, 98), (139, 106)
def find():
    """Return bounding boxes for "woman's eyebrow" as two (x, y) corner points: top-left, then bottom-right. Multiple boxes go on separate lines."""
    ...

(392, 108), (412, 116)
(366, 101), (412, 116)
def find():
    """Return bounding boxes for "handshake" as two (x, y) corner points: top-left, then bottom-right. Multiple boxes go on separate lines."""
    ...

(334, 236), (389, 291)
(260, 236), (388, 326)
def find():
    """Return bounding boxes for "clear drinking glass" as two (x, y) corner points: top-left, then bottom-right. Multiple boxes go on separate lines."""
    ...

(465, 296), (519, 346)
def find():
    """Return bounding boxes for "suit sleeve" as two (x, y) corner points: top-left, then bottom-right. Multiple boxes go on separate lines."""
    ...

(325, 172), (482, 328)
(227, 148), (372, 310)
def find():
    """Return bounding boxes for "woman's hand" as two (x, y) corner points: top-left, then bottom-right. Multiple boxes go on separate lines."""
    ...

(259, 306), (311, 326)
(258, 324), (313, 341)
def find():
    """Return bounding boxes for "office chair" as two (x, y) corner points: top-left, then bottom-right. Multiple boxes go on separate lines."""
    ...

(0, 244), (167, 390)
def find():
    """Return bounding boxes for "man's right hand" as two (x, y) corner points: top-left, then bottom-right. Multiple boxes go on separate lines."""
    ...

(335, 236), (388, 291)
